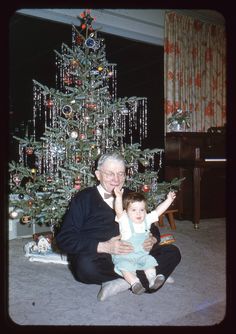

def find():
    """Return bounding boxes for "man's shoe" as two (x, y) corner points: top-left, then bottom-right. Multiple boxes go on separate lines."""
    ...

(97, 278), (130, 301)
(131, 281), (146, 295)
(149, 274), (165, 290)
(166, 276), (175, 284)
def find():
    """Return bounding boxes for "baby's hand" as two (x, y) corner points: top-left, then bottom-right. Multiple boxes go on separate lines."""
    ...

(167, 191), (176, 201)
(113, 186), (123, 198)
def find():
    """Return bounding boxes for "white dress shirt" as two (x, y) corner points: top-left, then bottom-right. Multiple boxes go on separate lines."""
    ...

(97, 184), (114, 208)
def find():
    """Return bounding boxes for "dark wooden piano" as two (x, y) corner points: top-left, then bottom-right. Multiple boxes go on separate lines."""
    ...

(164, 129), (226, 229)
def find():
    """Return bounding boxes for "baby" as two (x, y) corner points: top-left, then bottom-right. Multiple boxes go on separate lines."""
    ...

(112, 187), (176, 295)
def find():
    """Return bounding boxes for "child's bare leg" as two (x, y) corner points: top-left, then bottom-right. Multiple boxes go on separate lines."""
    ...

(121, 270), (139, 286)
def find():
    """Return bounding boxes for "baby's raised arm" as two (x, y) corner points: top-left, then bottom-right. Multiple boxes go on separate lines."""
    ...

(155, 191), (176, 217)
(167, 191), (176, 202)
(113, 186), (124, 219)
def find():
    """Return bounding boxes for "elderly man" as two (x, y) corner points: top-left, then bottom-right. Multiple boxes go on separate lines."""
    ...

(56, 152), (181, 301)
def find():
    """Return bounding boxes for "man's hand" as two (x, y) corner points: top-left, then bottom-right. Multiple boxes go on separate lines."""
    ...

(97, 235), (133, 255)
(143, 233), (157, 252)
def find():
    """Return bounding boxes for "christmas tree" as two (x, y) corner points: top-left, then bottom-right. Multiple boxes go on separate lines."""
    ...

(9, 10), (183, 232)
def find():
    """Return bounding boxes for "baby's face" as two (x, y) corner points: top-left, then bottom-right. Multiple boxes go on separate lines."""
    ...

(127, 201), (146, 224)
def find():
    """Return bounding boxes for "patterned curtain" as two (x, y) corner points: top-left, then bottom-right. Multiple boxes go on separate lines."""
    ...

(164, 11), (226, 132)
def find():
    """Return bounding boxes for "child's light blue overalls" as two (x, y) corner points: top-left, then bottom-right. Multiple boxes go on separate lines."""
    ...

(112, 218), (158, 276)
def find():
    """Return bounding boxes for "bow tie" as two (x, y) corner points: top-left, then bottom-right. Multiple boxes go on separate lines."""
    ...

(104, 192), (114, 199)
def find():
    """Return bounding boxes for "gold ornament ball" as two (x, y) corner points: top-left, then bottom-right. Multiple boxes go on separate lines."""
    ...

(21, 216), (31, 224)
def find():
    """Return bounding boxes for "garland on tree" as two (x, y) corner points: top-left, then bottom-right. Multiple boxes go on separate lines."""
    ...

(9, 10), (184, 231)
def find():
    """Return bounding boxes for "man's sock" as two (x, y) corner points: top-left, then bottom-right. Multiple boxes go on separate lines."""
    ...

(97, 278), (130, 301)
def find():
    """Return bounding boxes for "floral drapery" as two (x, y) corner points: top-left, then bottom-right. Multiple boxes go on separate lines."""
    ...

(164, 11), (226, 132)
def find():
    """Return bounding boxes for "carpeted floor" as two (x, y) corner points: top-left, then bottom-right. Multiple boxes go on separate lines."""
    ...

(7, 218), (226, 327)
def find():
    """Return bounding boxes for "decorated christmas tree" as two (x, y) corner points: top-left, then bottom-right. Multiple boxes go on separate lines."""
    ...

(9, 10), (183, 233)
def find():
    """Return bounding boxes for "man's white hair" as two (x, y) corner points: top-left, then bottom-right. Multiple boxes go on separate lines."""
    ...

(97, 152), (126, 170)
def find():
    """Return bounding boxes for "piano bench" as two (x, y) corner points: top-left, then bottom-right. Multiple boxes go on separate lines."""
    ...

(159, 209), (178, 230)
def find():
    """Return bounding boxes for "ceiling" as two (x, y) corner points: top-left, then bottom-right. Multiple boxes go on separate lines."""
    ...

(16, 9), (225, 46)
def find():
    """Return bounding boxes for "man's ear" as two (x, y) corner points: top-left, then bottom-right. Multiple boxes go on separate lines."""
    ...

(95, 170), (100, 181)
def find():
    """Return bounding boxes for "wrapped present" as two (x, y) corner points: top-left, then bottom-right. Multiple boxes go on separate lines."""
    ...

(160, 233), (175, 245)
(25, 236), (52, 255)
(37, 236), (52, 254)
(32, 231), (60, 252)
(33, 231), (53, 243)
(24, 239), (68, 264)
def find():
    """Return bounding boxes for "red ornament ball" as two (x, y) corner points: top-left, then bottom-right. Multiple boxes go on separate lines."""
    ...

(142, 184), (150, 193)
(45, 99), (54, 108)
(26, 147), (34, 155)
(76, 35), (84, 45)
(79, 134), (86, 140)
(75, 79), (82, 86)
(75, 156), (82, 163)
(63, 76), (73, 85)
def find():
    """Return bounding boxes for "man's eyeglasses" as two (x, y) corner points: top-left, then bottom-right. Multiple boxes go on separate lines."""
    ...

(99, 170), (126, 179)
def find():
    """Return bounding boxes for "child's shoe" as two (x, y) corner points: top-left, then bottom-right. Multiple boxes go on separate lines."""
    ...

(131, 281), (146, 295)
(149, 274), (165, 290)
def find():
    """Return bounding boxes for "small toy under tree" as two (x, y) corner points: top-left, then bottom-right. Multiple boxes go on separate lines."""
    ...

(9, 10), (183, 234)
